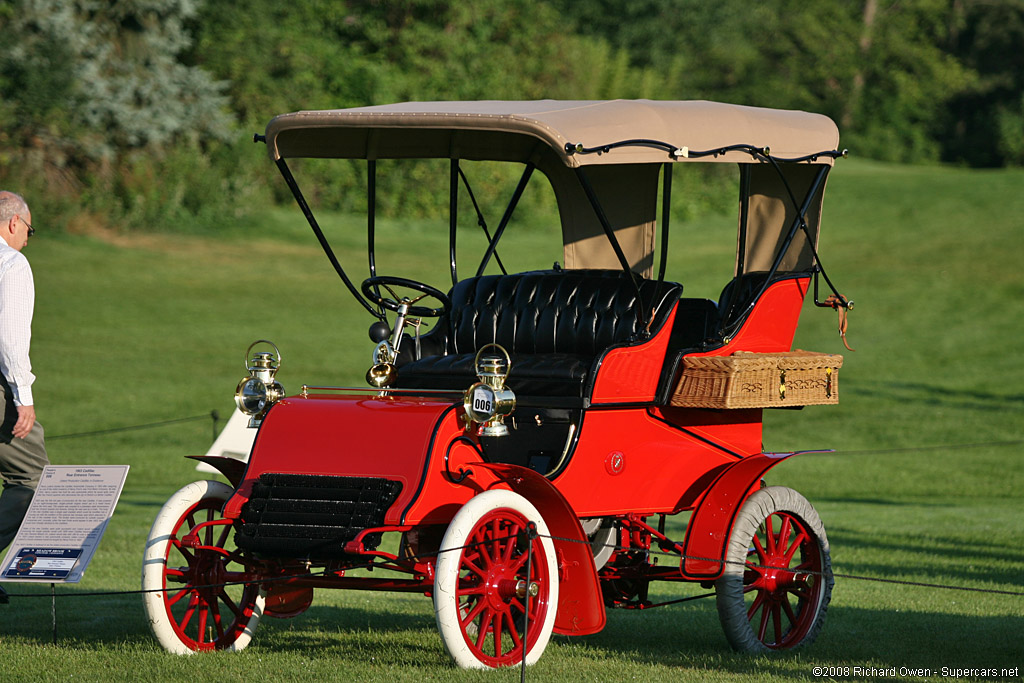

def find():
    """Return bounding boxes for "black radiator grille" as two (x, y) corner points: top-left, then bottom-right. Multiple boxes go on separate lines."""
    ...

(236, 473), (402, 558)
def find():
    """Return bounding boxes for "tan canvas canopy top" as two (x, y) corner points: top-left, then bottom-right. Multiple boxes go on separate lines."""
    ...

(265, 100), (839, 167)
(262, 100), (843, 305)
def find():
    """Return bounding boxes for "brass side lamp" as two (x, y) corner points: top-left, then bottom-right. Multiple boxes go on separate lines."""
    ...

(235, 340), (286, 427)
(463, 344), (516, 437)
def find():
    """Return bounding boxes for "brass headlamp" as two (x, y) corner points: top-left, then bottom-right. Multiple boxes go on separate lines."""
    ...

(366, 339), (398, 388)
(235, 340), (285, 427)
(463, 344), (516, 437)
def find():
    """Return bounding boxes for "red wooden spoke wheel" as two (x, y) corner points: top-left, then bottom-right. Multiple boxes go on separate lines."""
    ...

(142, 480), (265, 654)
(716, 486), (833, 652)
(434, 490), (559, 669)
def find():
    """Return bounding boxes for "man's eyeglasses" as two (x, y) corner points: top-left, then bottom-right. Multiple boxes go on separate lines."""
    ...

(19, 216), (34, 237)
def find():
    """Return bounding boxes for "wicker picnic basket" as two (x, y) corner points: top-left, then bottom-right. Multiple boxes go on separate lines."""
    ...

(669, 350), (843, 409)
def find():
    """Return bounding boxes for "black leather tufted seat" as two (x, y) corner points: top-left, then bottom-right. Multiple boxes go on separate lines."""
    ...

(395, 270), (682, 397)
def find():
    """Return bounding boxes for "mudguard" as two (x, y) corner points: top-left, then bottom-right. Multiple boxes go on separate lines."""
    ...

(679, 451), (815, 580)
(474, 462), (606, 637)
(186, 455), (247, 489)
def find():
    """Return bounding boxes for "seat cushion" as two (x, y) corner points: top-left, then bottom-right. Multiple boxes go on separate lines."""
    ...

(394, 270), (682, 397)
(446, 270), (679, 357)
(397, 352), (591, 397)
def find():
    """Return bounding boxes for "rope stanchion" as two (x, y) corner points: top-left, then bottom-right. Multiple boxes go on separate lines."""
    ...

(51, 583), (57, 645)
(521, 522), (536, 683)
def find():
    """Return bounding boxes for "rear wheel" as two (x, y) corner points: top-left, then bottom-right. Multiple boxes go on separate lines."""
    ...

(142, 480), (264, 653)
(434, 490), (559, 668)
(715, 486), (832, 652)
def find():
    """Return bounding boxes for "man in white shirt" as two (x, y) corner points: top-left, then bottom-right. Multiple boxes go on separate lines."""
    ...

(0, 191), (50, 591)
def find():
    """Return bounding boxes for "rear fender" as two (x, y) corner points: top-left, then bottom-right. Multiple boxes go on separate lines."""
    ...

(679, 451), (822, 580)
(474, 463), (606, 636)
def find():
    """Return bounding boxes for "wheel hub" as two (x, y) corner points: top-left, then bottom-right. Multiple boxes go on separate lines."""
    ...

(758, 560), (799, 596)
(486, 562), (536, 608)
(496, 578), (539, 601)
(184, 547), (227, 601)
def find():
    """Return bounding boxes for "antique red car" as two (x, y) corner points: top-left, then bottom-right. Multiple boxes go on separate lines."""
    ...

(141, 100), (852, 668)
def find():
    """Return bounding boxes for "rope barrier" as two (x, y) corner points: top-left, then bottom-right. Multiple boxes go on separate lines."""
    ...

(47, 411), (220, 441)
(828, 572), (1024, 597)
(822, 439), (1022, 457)
(6, 410), (1021, 673)
(4, 528), (1021, 601)
(550, 534), (1024, 598)
(42, 407), (1021, 457)
(0, 532), (515, 600)
(2, 522), (1020, 681)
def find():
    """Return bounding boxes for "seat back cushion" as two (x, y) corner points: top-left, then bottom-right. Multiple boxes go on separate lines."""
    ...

(447, 269), (681, 357)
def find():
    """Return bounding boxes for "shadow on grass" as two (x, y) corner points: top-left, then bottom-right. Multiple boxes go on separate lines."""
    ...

(4, 586), (1021, 673)
(825, 525), (1024, 589)
(116, 496), (171, 509)
(1, 588), (436, 653)
(567, 601), (1022, 674)
(846, 380), (1024, 412)
(1, 582), (150, 648)
(816, 497), (947, 507)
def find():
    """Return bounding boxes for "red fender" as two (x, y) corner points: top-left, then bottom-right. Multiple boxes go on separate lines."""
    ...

(679, 451), (813, 580)
(474, 463), (606, 636)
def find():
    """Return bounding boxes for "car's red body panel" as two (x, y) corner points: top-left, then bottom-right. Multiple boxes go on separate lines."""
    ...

(214, 276), (815, 635)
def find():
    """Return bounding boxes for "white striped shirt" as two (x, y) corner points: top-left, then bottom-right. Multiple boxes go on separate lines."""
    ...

(0, 241), (35, 406)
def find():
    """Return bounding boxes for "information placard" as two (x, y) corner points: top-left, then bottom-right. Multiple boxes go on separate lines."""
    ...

(1, 465), (129, 583)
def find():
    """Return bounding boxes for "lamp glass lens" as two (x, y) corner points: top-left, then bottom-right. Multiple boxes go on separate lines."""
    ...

(236, 378), (268, 415)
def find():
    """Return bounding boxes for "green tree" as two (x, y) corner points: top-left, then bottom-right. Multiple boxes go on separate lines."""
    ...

(3, 0), (1020, 238)
(841, 0), (973, 162)
(551, 0), (976, 163)
(192, 0), (667, 216)
(941, 0), (1024, 166)
(0, 0), (237, 230)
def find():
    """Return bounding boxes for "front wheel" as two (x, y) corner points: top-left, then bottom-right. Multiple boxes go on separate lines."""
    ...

(434, 490), (559, 669)
(715, 486), (833, 652)
(141, 480), (264, 654)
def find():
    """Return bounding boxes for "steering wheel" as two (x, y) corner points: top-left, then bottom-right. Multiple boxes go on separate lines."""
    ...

(361, 276), (451, 318)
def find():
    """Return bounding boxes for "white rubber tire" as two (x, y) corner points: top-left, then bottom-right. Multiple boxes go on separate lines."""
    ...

(434, 489), (559, 669)
(715, 485), (833, 652)
(142, 480), (264, 654)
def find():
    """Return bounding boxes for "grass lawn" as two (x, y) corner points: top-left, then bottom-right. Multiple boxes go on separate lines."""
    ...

(1, 158), (1022, 681)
